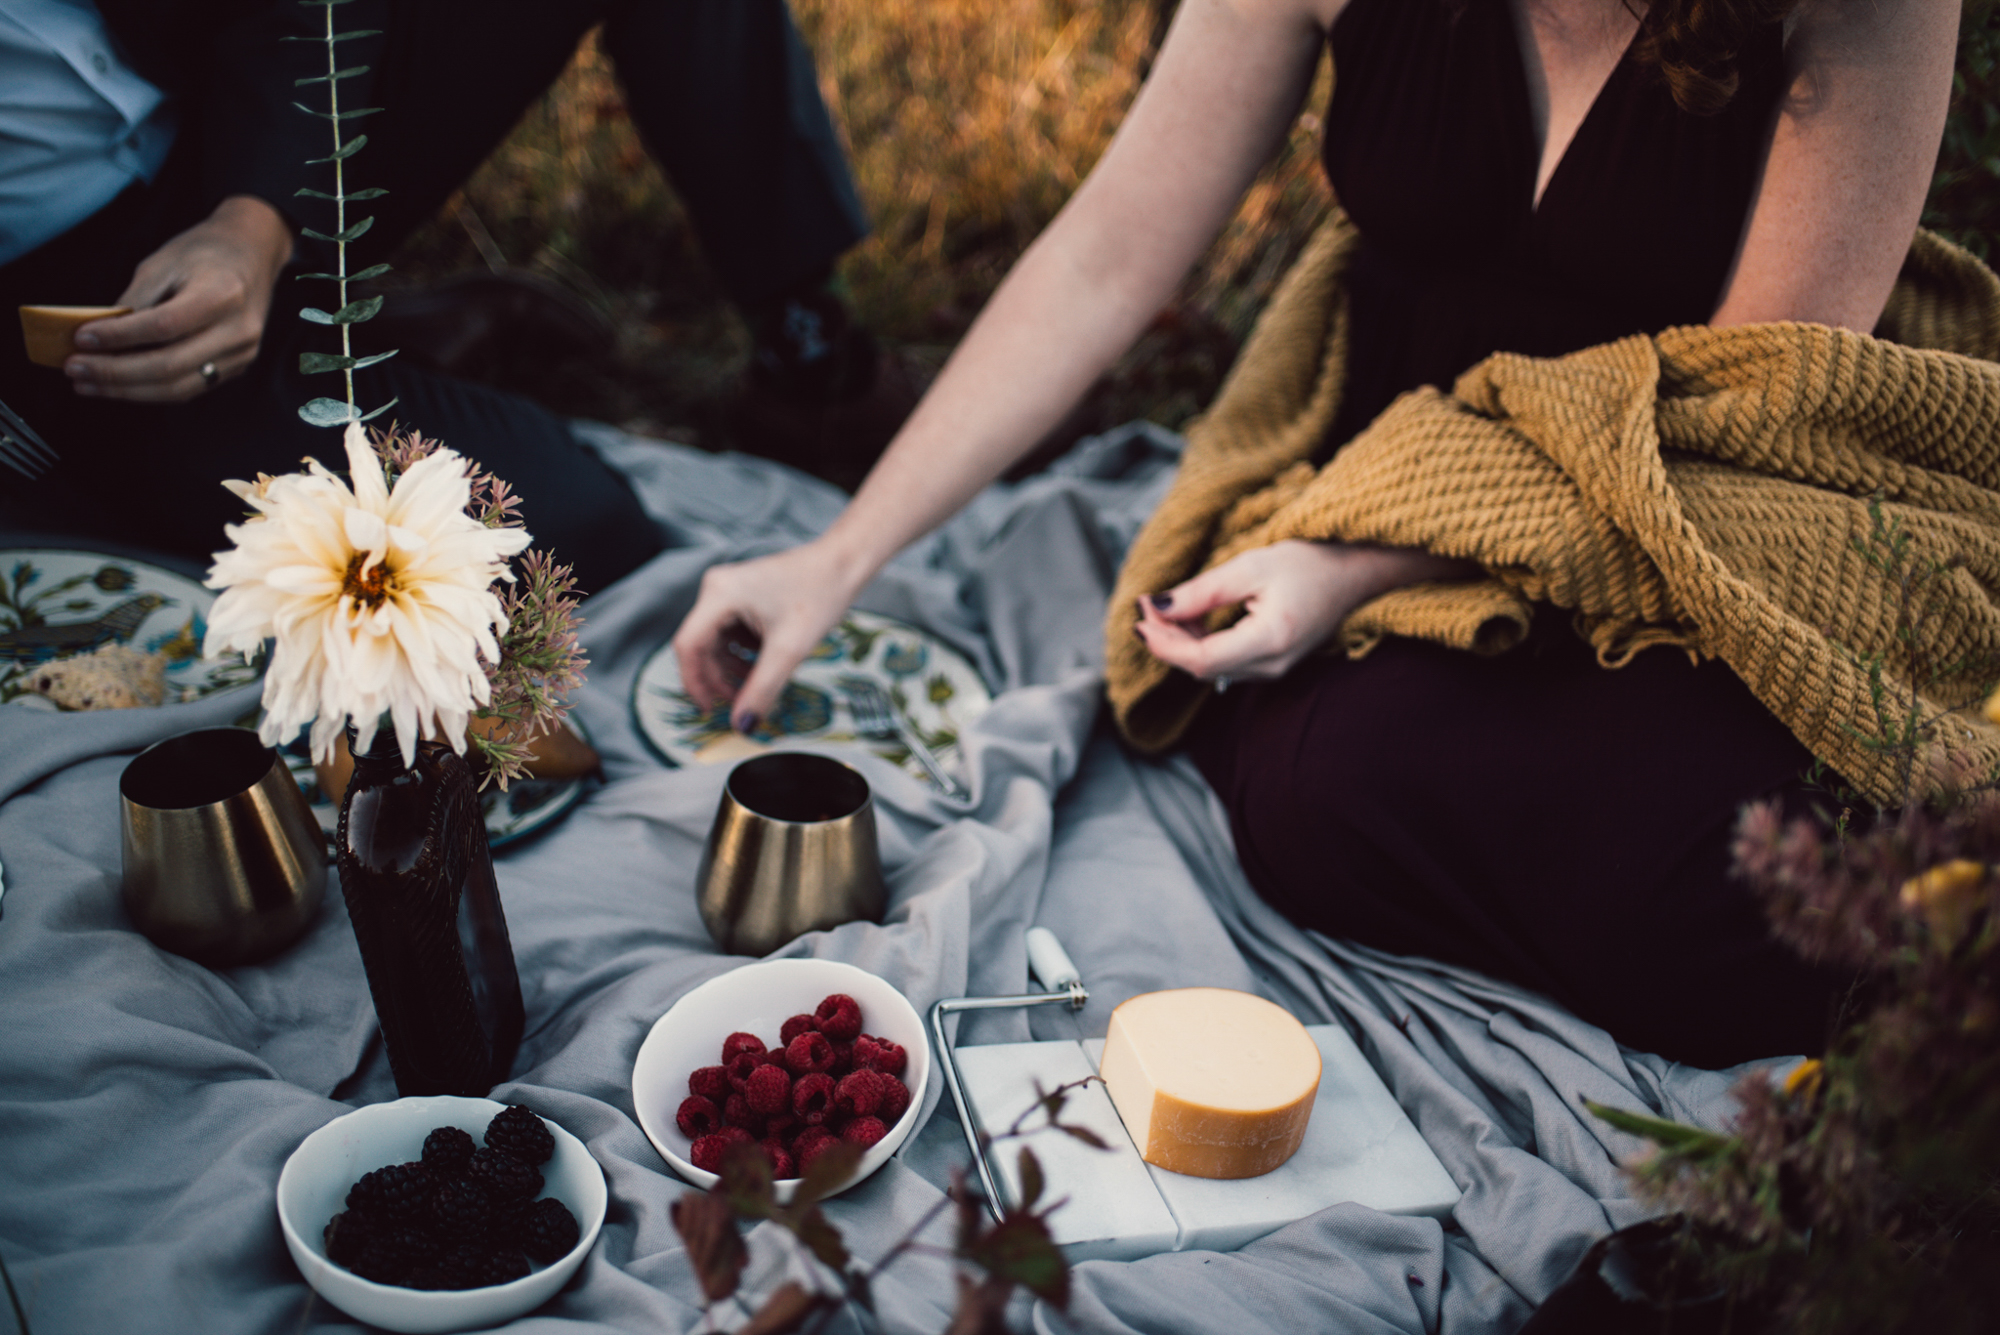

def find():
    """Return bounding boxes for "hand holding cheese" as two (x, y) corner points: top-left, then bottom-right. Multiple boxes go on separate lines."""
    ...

(1099, 988), (1320, 1179)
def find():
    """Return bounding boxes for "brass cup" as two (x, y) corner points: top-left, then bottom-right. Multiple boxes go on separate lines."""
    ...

(696, 752), (887, 956)
(119, 727), (327, 968)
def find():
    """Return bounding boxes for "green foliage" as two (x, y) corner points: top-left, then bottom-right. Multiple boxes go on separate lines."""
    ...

(293, 0), (396, 427)
(1925, 1), (2000, 262)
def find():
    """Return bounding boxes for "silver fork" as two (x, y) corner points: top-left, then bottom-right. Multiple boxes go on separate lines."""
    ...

(0, 397), (56, 480)
(841, 675), (969, 800)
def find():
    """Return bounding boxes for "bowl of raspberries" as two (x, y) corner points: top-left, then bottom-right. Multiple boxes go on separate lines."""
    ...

(275, 1096), (607, 1333)
(632, 957), (930, 1202)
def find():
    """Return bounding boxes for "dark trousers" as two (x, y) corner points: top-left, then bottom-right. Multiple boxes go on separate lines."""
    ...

(1188, 617), (1856, 1069)
(0, 1), (865, 590)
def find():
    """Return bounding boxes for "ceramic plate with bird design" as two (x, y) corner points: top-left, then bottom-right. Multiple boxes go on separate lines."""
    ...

(632, 610), (992, 785)
(0, 550), (259, 710)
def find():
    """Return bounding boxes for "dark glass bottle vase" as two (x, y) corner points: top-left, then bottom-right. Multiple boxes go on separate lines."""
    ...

(338, 728), (524, 1097)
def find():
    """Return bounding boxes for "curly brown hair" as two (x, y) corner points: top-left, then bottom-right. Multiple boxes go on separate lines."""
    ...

(1629, 0), (1801, 114)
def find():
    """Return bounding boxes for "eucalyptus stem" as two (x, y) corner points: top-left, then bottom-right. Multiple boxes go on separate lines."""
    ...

(319, 0), (354, 411)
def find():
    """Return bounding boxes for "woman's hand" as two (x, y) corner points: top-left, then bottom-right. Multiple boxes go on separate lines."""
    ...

(671, 539), (872, 733)
(1135, 540), (1472, 683)
(65, 196), (294, 402)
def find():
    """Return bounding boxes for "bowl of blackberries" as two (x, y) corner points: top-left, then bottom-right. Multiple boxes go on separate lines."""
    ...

(276, 1096), (607, 1334)
(632, 957), (930, 1203)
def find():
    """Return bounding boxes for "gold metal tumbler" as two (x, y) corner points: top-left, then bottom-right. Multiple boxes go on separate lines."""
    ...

(696, 752), (887, 956)
(119, 727), (327, 968)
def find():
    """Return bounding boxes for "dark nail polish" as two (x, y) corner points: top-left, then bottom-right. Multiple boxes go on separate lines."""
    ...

(1149, 593), (1173, 611)
(734, 712), (760, 735)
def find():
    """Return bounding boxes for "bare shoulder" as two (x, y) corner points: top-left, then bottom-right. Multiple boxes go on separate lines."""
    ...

(1208, 0), (1355, 35)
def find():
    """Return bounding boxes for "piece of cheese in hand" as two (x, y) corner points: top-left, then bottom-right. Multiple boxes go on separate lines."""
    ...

(1099, 988), (1321, 1179)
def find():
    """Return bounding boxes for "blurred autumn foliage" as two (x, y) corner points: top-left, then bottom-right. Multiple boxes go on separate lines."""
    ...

(387, 0), (2000, 441)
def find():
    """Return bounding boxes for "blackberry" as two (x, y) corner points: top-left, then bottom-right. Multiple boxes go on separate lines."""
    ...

(517, 1197), (581, 1264)
(428, 1240), (496, 1290)
(345, 1161), (434, 1223)
(484, 1105), (555, 1165)
(475, 1247), (531, 1287)
(466, 1145), (543, 1201)
(322, 1209), (381, 1268)
(421, 1125), (476, 1176)
(488, 1192), (532, 1245)
(429, 1176), (493, 1239)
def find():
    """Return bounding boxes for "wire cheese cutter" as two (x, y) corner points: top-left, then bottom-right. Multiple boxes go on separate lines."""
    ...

(931, 927), (1089, 1220)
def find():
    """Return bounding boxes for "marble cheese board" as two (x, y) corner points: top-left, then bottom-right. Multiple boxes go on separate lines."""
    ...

(951, 1025), (1461, 1262)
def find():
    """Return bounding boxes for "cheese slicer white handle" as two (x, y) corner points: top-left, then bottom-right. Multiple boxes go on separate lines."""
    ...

(1026, 927), (1081, 993)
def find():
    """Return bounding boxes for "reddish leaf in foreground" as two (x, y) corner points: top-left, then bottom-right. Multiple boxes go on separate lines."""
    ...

(671, 1189), (747, 1303)
(963, 1213), (1069, 1308)
(738, 1280), (832, 1335)
(794, 1138), (865, 1206)
(943, 1273), (1015, 1335)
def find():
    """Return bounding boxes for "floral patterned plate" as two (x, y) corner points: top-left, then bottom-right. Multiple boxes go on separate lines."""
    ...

(0, 549), (260, 709)
(632, 611), (993, 787)
(281, 717), (599, 855)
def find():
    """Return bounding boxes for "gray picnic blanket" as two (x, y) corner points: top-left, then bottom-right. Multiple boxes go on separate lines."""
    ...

(0, 421), (1777, 1334)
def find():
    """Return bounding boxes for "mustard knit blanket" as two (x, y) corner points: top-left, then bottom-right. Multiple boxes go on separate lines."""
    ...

(1105, 212), (2000, 807)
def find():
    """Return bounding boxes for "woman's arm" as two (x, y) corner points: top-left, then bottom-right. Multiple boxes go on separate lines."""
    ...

(1711, 0), (1959, 329)
(673, 0), (1337, 727)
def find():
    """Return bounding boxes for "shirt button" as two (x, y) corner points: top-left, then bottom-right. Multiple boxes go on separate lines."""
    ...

(92, 51), (109, 73)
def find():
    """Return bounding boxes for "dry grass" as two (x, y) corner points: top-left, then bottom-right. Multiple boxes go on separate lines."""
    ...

(386, 0), (1998, 447)
(386, 0), (1331, 440)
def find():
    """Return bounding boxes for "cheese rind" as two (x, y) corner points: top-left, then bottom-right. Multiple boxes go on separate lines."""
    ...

(1099, 988), (1320, 1179)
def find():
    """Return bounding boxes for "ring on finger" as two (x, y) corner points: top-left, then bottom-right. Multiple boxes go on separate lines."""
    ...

(200, 361), (220, 389)
(1213, 675), (1231, 694)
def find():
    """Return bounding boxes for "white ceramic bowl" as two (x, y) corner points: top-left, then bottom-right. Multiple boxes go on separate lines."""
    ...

(632, 958), (931, 1203)
(276, 1095), (607, 1334)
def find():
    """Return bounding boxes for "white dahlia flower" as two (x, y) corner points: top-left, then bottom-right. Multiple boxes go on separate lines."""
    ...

(204, 423), (533, 768)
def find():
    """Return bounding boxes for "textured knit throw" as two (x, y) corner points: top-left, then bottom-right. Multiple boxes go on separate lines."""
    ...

(1105, 212), (2000, 807)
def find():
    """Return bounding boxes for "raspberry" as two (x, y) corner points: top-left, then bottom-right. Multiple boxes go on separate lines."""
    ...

(720, 1031), (767, 1064)
(783, 1031), (835, 1075)
(860, 1036), (907, 1077)
(745, 1061), (792, 1116)
(779, 1013), (818, 1045)
(689, 1132), (733, 1173)
(764, 1109), (797, 1141)
(791, 1072), (836, 1124)
(722, 1092), (761, 1132)
(688, 1065), (732, 1103)
(345, 1161), (434, 1223)
(790, 1125), (836, 1160)
(725, 1050), (764, 1092)
(421, 1125), (476, 1177)
(677, 1095), (723, 1139)
(485, 1106), (555, 1166)
(878, 1076), (912, 1125)
(429, 1177), (493, 1238)
(814, 993), (863, 1043)
(841, 1116), (889, 1150)
(828, 1041), (854, 1076)
(466, 1146), (543, 1201)
(834, 1070), (884, 1119)
(795, 1128), (845, 1173)
(760, 1139), (797, 1180)
(517, 1197), (582, 1264)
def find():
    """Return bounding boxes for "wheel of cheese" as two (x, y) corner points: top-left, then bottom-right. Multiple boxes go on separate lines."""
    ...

(1099, 988), (1320, 1179)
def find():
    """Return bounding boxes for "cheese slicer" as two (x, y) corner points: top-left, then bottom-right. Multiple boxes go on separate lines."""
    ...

(930, 927), (1090, 1221)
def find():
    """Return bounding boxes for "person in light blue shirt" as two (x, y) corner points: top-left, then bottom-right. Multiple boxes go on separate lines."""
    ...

(0, 0), (177, 267)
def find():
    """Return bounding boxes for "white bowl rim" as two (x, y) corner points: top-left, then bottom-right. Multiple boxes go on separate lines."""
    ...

(632, 957), (930, 1197)
(275, 1094), (607, 1307)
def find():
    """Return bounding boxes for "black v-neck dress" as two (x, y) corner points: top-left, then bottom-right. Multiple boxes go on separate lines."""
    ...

(1188, 0), (1849, 1069)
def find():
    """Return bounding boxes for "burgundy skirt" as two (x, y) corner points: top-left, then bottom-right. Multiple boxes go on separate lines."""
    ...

(1186, 617), (1852, 1069)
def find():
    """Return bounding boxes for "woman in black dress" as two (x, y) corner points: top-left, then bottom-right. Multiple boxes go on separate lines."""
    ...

(672, 0), (1962, 1066)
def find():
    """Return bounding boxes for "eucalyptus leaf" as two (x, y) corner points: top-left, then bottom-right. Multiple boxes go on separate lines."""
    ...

(351, 349), (398, 371)
(298, 398), (359, 427)
(357, 397), (399, 422)
(294, 262), (392, 282)
(299, 216), (374, 245)
(293, 187), (387, 203)
(305, 134), (369, 164)
(294, 66), (366, 86)
(299, 296), (382, 325)
(290, 102), (382, 120)
(298, 351), (354, 374)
